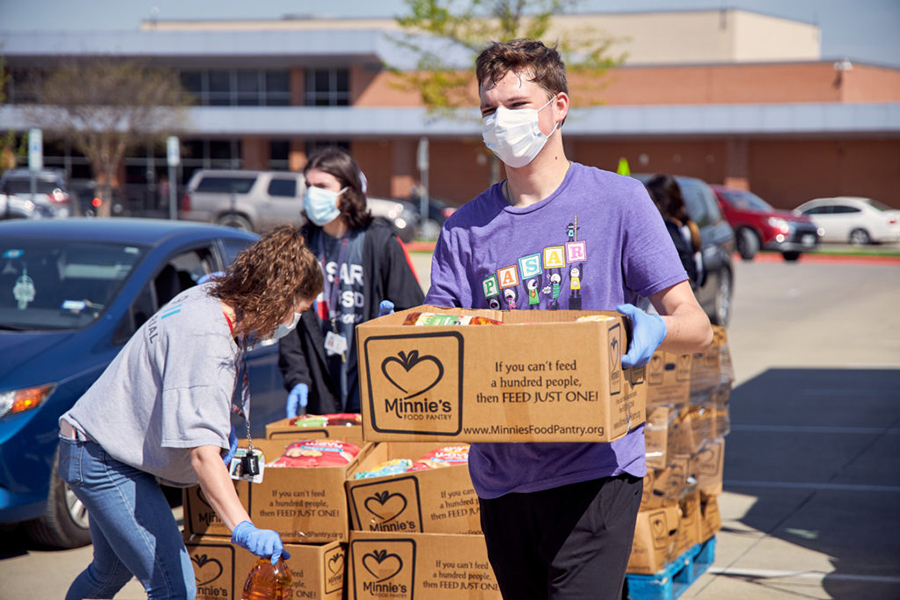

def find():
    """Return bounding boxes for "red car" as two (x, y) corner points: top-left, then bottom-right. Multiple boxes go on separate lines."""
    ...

(711, 185), (820, 261)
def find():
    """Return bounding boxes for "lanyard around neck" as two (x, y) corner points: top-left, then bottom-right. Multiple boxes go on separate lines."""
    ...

(318, 232), (350, 325)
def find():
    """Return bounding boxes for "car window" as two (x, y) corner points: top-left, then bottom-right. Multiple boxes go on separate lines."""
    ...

(720, 190), (773, 212)
(220, 238), (254, 266)
(267, 178), (298, 198)
(801, 206), (828, 215)
(679, 183), (711, 228)
(195, 176), (257, 194)
(2, 180), (61, 195)
(832, 205), (861, 214)
(112, 247), (215, 345)
(0, 239), (148, 331)
(863, 198), (892, 211)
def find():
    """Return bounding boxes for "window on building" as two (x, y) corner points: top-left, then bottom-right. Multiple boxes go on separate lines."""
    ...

(178, 69), (291, 106)
(269, 140), (291, 170)
(305, 68), (350, 106)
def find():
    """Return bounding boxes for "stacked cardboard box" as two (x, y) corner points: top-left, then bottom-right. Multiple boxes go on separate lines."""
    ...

(627, 325), (732, 575)
(183, 433), (367, 599)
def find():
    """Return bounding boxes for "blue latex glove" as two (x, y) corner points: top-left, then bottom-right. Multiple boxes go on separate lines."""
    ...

(616, 304), (667, 369)
(222, 426), (238, 466)
(379, 300), (395, 317)
(231, 521), (290, 564)
(286, 383), (309, 418)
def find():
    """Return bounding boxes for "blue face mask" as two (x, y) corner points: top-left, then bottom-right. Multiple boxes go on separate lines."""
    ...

(271, 312), (301, 342)
(303, 186), (348, 226)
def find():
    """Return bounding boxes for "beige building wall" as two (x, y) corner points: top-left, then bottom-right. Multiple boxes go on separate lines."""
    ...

(143, 9), (821, 66)
(730, 10), (821, 63)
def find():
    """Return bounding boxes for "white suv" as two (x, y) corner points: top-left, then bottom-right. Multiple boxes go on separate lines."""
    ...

(180, 169), (306, 232)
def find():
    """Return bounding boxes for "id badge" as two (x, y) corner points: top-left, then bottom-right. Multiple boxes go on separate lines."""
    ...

(324, 331), (348, 357)
(229, 448), (265, 484)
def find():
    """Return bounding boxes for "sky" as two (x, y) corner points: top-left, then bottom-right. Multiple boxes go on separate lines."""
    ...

(1, 0), (898, 68)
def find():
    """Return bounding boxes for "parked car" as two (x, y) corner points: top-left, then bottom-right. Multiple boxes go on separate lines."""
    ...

(633, 174), (736, 326)
(180, 169), (307, 232)
(0, 218), (289, 548)
(1, 194), (54, 220)
(794, 196), (900, 245)
(69, 179), (129, 217)
(712, 185), (819, 261)
(409, 195), (458, 240)
(0, 168), (77, 218)
(367, 196), (421, 243)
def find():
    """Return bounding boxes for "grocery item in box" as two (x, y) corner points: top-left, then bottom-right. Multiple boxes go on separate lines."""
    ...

(353, 458), (414, 479)
(271, 439), (360, 468)
(410, 444), (470, 470)
(402, 311), (502, 326)
(291, 413), (362, 428)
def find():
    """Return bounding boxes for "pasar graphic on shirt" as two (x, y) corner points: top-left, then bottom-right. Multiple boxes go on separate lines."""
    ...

(481, 215), (588, 311)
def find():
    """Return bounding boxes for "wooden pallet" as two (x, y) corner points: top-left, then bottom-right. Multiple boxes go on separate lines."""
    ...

(625, 537), (717, 600)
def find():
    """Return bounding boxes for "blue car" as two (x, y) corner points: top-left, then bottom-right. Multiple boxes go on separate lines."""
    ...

(0, 218), (289, 548)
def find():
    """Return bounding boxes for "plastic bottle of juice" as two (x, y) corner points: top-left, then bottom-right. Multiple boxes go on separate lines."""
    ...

(242, 556), (292, 600)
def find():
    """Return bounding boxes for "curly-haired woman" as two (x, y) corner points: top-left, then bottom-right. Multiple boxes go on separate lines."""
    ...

(278, 147), (424, 417)
(58, 225), (323, 600)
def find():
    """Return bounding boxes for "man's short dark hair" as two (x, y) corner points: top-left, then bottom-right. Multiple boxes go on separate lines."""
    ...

(476, 39), (568, 99)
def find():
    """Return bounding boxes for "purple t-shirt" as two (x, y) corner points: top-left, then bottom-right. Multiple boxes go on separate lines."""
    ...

(424, 162), (687, 499)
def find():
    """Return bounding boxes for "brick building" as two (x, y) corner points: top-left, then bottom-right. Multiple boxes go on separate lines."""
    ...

(1, 8), (898, 210)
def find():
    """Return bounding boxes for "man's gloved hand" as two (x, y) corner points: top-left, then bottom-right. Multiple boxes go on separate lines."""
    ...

(286, 383), (309, 418)
(231, 521), (291, 565)
(379, 300), (395, 317)
(222, 426), (238, 466)
(616, 304), (667, 369)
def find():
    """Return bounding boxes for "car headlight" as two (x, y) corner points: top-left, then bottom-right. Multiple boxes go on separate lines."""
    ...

(767, 217), (791, 233)
(0, 384), (57, 419)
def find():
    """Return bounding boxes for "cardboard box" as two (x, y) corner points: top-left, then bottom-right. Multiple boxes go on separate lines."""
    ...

(346, 442), (481, 535)
(692, 437), (725, 496)
(640, 455), (691, 510)
(184, 439), (367, 543)
(646, 351), (692, 409)
(690, 325), (734, 395)
(186, 537), (345, 600)
(348, 531), (501, 599)
(644, 406), (673, 471)
(266, 416), (365, 446)
(627, 506), (680, 575)
(356, 306), (646, 443)
(700, 494), (722, 542)
(672, 491), (703, 558)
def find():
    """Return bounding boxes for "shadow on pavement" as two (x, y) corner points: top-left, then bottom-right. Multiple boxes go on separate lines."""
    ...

(723, 368), (900, 599)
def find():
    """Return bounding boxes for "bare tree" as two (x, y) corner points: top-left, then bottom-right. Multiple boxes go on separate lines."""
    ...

(392, 0), (626, 117)
(27, 59), (187, 217)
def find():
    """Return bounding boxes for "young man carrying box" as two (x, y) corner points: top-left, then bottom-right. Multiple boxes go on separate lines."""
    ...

(424, 39), (712, 598)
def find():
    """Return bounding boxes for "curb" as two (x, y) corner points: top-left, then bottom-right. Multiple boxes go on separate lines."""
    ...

(741, 252), (900, 266)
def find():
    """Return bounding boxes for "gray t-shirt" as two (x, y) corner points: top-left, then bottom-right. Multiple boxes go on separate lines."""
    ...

(62, 283), (237, 486)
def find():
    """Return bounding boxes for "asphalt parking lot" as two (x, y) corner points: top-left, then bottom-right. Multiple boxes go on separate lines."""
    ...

(1, 251), (898, 599)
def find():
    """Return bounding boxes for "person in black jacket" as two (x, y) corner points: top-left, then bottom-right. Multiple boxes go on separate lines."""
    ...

(279, 147), (425, 416)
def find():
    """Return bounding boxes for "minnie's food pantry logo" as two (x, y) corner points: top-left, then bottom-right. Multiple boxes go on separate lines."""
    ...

(352, 539), (416, 599)
(364, 332), (464, 436)
(350, 477), (423, 533)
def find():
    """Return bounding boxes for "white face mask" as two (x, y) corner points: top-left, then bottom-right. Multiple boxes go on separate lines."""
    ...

(303, 186), (347, 226)
(482, 98), (558, 168)
(270, 312), (301, 342)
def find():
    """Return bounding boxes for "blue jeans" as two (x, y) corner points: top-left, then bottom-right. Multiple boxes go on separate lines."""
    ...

(58, 437), (196, 600)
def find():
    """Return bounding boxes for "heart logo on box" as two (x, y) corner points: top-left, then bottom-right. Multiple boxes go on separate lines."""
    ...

(381, 350), (444, 399)
(363, 549), (403, 582)
(327, 552), (345, 576)
(364, 491), (408, 524)
(192, 553), (224, 586)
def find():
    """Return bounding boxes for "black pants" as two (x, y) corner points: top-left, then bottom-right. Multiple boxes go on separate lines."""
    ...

(480, 474), (643, 600)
